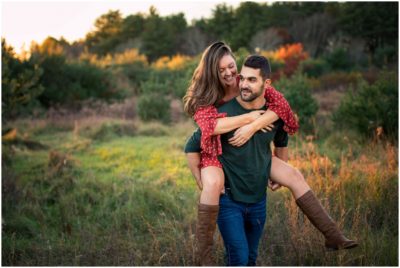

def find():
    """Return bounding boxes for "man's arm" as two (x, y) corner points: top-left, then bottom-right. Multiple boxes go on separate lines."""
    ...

(269, 120), (289, 191)
(184, 129), (203, 190)
(186, 153), (202, 190)
(274, 147), (288, 162)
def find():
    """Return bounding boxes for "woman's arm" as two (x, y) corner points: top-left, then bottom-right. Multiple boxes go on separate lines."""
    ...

(213, 110), (265, 135)
(248, 109), (279, 132)
(229, 110), (279, 146)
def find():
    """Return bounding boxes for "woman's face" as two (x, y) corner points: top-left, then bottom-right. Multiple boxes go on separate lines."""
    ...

(218, 54), (237, 89)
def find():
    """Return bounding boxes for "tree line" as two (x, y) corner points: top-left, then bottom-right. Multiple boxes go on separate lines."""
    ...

(14, 2), (398, 62)
(2, 1), (398, 139)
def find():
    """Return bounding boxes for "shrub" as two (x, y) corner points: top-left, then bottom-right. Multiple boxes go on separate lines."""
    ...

(333, 71), (398, 140)
(261, 43), (309, 78)
(300, 58), (330, 78)
(139, 68), (192, 99)
(234, 47), (251, 69)
(85, 121), (137, 141)
(274, 72), (319, 133)
(36, 55), (120, 107)
(120, 62), (151, 93)
(259, 51), (285, 80)
(317, 71), (363, 91)
(373, 45), (398, 66)
(152, 54), (193, 70)
(140, 77), (171, 96)
(136, 122), (170, 136)
(323, 47), (353, 71)
(137, 93), (171, 124)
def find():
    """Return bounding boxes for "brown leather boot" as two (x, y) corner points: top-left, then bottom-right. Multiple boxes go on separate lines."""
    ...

(195, 203), (219, 266)
(296, 190), (358, 250)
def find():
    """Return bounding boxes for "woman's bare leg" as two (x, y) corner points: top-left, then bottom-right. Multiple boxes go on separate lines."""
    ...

(200, 166), (225, 205)
(270, 156), (310, 199)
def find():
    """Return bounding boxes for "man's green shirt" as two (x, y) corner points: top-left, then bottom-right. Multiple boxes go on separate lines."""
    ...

(185, 97), (288, 203)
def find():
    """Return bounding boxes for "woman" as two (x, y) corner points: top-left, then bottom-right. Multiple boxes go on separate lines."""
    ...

(183, 41), (357, 265)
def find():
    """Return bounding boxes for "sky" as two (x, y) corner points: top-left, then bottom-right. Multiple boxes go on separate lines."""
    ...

(2, 0), (255, 54)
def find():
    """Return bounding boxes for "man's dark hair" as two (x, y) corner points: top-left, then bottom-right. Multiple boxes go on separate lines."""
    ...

(243, 55), (271, 80)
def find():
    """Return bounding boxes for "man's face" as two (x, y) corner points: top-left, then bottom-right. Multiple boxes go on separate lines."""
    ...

(238, 66), (265, 102)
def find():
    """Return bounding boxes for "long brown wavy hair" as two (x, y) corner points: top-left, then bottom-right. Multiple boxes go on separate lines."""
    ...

(183, 41), (235, 116)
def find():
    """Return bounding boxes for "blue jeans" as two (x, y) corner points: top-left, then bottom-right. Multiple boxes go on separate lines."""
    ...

(217, 193), (267, 266)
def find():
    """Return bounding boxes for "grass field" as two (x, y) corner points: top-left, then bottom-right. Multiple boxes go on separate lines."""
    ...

(2, 118), (398, 266)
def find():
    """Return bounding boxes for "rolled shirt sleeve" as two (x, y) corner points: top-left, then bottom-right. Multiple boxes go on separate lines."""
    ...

(184, 128), (202, 153)
(273, 120), (289, 147)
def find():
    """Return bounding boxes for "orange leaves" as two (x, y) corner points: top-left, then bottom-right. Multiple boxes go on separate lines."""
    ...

(274, 43), (309, 62)
(261, 43), (309, 79)
(152, 54), (192, 70)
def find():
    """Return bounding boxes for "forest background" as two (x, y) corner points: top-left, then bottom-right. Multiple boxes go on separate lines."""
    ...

(2, 1), (398, 266)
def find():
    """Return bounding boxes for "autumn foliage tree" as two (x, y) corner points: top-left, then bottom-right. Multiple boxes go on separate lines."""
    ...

(261, 43), (309, 79)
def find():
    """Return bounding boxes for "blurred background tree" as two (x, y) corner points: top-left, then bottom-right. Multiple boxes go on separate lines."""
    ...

(2, 2), (398, 138)
(2, 38), (44, 123)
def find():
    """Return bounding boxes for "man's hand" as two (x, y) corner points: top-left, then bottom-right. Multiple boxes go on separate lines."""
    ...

(195, 176), (203, 190)
(268, 180), (282, 191)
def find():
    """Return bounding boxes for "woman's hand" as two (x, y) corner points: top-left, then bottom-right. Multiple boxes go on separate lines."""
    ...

(228, 121), (275, 147)
(260, 123), (275, 133)
(247, 110), (265, 122)
(228, 123), (257, 147)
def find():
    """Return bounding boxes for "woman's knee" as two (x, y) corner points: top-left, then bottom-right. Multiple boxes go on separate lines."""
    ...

(288, 167), (306, 185)
(202, 176), (224, 192)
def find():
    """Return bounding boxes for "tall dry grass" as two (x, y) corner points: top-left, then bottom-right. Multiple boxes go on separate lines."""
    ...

(256, 139), (398, 266)
(2, 116), (398, 266)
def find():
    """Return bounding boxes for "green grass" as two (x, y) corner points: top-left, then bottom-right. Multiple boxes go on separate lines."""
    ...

(2, 119), (398, 265)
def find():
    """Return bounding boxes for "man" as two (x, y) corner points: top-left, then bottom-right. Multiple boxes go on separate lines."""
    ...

(185, 55), (287, 266)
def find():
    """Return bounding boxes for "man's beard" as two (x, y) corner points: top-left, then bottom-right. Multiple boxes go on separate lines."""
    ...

(240, 86), (263, 102)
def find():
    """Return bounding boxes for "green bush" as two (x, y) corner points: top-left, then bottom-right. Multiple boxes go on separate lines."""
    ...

(333, 71), (398, 140)
(317, 71), (362, 91)
(300, 58), (330, 78)
(274, 72), (319, 133)
(84, 121), (137, 141)
(234, 47), (251, 69)
(33, 54), (120, 107)
(137, 93), (171, 124)
(139, 68), (191, 99)
(120, 62), (150, 93)
(136, 122), (170, 136)
(373, 45), (398, 66)
(323, 48), (354, 71)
